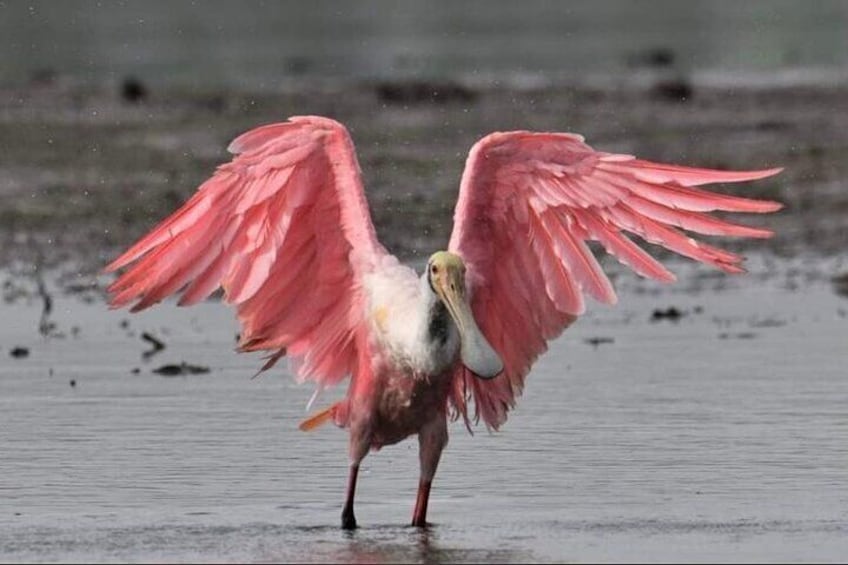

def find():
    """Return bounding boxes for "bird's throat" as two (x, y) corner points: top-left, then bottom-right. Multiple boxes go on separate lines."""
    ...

(427, 300), (451, 347)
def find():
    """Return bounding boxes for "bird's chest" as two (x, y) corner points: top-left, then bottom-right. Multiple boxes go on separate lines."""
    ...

(366, 294), (460, 448)
(371, 297), (460, 378)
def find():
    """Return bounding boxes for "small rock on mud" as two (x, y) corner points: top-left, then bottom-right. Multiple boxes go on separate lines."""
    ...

(584, 337), (615, 348)
(376, 80), (477, 105)
(152, 362), (211, 376)
(651, 307), (685, 322)
(832, 273), (848, 298)
(141, 331), (166, 359)
(652, 79), (693, 102)
(718, 332), (758, 340)
(9, 347), (30, 358)
(121, 77), (148, 103)
(627, 47), (676, 68)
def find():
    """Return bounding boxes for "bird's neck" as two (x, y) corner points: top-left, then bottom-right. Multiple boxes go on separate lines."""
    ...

(426, 297), (451, 346)
(416, 274), (459, 373)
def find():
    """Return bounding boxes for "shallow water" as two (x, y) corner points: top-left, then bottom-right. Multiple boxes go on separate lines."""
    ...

(2, 1), (847, 88)
(1, 265), (847, 563)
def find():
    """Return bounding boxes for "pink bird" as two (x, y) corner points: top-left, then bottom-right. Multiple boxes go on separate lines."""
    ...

(104, 116), (782, 529)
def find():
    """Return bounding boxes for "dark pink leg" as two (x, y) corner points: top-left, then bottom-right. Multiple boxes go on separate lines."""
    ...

(411, 479), (432, 527)
(341, 464), (359, 530)
(412, 417), (447, 527)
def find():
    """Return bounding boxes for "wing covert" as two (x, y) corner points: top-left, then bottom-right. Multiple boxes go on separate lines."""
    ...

(105, 116), (387, 389)
(448, 131), (782, 429)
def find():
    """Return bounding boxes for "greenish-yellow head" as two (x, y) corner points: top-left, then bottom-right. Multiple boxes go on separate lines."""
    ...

(426, 250), (503, 379)
(427, 251), (466, 284)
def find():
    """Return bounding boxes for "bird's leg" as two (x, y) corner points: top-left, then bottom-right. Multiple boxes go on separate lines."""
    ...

(342, 425), (370, 530)
(341, 463), (359, 530)
(412, 416), (448, 528)
(412, 478), (432, 528)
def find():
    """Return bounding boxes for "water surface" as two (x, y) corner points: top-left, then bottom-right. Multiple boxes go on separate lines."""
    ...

(1, 263), (846, 562)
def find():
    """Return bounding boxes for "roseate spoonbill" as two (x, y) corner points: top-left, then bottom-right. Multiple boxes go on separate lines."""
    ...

(104, 116), (782, 529)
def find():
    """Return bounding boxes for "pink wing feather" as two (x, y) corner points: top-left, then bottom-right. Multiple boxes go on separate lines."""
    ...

(448, 131), (782, 430)
(105, 116), (387, 389)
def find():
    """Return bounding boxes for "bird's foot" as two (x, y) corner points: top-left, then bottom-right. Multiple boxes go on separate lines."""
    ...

(341, 509), (357, 530)
(410, 518), (430, 529)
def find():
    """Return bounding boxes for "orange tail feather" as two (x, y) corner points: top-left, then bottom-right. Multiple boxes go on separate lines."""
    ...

(298, 404), (337, 432)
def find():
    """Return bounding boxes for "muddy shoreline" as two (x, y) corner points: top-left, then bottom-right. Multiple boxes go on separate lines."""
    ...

(0, 76), (845, 285)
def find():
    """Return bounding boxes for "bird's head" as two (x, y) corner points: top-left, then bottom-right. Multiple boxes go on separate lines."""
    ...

(427, 251), (503, 379)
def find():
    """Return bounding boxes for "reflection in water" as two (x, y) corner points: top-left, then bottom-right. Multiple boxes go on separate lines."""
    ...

(330, 525), (533, 564)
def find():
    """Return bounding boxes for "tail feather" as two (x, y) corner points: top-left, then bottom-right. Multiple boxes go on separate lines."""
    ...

(298, 404), (338, 432)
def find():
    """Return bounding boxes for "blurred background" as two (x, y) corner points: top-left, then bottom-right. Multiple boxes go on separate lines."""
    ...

(0, 0), (846, 273)
(2, 1), (848, 88)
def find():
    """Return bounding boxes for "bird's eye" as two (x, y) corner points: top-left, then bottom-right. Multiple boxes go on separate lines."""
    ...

(431, 265), (439, 274)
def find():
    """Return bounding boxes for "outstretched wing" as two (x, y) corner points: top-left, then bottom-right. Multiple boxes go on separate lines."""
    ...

(105, 116), (387, 388)
(448, 131), (782, 429)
